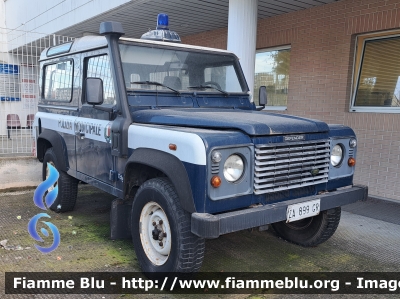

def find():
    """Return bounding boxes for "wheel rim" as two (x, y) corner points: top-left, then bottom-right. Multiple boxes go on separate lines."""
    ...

(139, 201), (172, 266)
(46, 161), (57, 192)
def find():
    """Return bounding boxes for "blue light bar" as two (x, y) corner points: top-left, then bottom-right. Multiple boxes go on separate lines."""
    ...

(156, 13), (169, 30)
(141, 13), (181, 43)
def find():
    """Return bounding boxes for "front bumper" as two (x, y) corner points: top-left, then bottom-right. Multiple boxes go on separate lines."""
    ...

(191, 184), (368, 239)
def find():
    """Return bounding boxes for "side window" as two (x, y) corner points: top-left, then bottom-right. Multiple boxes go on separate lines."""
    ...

(43, 60), (73, 102)
(86, 55), (115, 105)
(351, 33), (400, 112)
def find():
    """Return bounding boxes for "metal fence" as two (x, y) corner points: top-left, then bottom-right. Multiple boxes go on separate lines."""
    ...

(0, 28), (74, 156)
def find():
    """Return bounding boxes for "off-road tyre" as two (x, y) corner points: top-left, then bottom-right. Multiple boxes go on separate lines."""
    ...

(42, 148), (78, 213)
(271, 207), (341, 247)
(131, 177), (205, 272)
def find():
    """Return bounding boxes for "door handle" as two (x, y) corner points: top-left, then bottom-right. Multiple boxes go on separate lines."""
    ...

(75, 131), (85, 140)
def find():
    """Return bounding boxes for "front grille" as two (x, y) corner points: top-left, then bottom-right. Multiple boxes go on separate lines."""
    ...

(254, 139), (330, 195)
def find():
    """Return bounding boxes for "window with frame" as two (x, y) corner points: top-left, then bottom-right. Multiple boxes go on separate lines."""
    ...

(86, 55), (116, 105)
(351, 31), (400, 112)
(254, 46), (290, 109)
(43, 60), (73, 102)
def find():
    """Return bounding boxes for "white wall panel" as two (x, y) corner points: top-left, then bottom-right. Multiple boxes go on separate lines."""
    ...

(4, 0), (133, 46)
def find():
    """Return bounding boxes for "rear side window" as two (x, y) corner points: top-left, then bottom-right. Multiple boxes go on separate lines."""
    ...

(43, 60), (73, 102)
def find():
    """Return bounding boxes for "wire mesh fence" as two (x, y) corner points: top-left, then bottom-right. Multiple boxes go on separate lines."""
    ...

(0, 27), (74, 156)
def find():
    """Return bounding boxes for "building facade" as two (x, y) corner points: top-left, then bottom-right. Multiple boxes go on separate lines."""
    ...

(183, 0), (400, 201)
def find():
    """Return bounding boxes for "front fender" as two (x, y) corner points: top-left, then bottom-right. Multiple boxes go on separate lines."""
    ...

(124, 148), (196, 213)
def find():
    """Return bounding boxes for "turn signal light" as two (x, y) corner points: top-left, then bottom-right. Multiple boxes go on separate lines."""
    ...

(169, 143), (177, 151)
(348, 157), (356, 167)
(211, 176), (222, 188)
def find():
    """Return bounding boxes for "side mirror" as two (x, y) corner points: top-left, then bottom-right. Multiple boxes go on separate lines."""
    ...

(257, 86), (267, 111)
(86, 77), (104, 105)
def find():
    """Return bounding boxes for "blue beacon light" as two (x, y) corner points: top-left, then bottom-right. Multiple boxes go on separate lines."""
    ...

(141, 13), (181, 43)
(156, 13), (169, 30)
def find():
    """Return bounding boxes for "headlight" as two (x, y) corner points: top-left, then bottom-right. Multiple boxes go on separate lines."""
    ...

(331, 144), (343, 167)
(349, 138), (357, 148)
(223, 154), (244, 182)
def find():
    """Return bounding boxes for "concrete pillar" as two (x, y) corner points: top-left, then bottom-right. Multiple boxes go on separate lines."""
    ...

(227, 0), (258, 100)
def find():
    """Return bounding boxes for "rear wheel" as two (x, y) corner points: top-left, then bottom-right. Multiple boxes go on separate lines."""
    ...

(271, 207), (341, 247)
(131, 177), (205, 272)
(42, 148), (78, 212)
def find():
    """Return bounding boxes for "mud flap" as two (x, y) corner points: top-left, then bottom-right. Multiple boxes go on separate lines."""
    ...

(110, 199), (132, 239)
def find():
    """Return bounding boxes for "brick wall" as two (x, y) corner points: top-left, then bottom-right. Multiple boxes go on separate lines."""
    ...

(182, 0), (400, 201)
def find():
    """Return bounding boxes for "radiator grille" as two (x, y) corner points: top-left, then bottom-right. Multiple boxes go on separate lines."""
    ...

(254, 139), (330, 195)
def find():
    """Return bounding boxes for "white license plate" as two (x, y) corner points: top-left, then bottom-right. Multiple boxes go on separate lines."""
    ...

(286, 199), (321, 222)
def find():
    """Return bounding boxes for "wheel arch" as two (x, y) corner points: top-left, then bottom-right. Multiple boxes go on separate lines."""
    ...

(37, 130), (69, 172)
(124, 148), (196, 213)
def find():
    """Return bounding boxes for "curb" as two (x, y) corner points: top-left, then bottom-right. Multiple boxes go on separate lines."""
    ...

(367, 195), (400, 206)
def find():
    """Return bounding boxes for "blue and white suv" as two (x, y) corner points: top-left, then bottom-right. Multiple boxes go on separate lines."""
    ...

(34, 16), (367, 273)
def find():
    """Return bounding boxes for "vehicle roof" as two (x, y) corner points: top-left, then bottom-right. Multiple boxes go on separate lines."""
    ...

(40, 35), (236, 61)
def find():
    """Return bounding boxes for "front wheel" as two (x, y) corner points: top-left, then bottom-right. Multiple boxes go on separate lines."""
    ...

(271, 207), (341, 247)
(131, 177), (205, 272)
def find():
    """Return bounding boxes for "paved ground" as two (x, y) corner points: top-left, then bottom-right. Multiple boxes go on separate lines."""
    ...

(1, 185), (400, 299)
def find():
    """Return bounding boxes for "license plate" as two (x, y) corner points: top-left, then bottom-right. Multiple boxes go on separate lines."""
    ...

(286, 199), (320, 223)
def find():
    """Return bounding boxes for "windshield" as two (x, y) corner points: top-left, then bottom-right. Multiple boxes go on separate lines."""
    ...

(119, 43), (247, 94)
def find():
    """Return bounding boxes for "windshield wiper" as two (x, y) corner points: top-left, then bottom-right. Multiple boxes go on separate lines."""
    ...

(188, 85), (229, 96)
(131, 81), (180, 95)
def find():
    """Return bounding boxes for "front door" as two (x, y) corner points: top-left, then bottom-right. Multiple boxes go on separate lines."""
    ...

(76, 50), (116, 185)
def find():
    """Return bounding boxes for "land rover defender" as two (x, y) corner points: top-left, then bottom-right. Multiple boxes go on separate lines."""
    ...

(34, 15), (368, 273)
